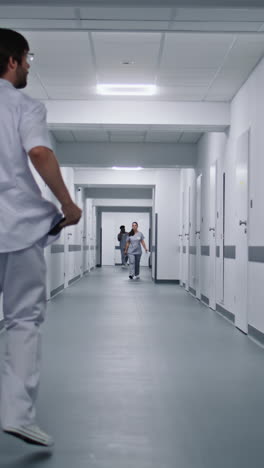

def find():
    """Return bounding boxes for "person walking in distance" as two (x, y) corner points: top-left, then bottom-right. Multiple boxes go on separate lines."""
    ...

(117, 225), (129, 268)
(0, 28), (82, 447)
(124, 222), (148, 280)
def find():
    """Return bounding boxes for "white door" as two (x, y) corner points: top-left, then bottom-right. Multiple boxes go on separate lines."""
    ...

(195, 175), (202, 300)
(82, 199), (87, 273)
(216, 167), (225, 305)
(209, 162), (217, 310)
(235, 130), (249, 334)
(75, 188), (83, 278)
(184, 187), (191, 291)
(0, 293), (3, 322)
(64, 229), (72, 287)
(87, 199), (92, 272)
(189, 180), (196, 293)
(179, 191), (184, 286)
(102, 212), (116, 265)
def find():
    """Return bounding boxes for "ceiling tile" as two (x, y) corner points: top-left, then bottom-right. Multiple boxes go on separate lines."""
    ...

(145, 131), (182, 142)
(52, 130), (75, 142)
(171, 21), (262, 32)
(82, 20), (169, 31)
(158, 69), (217, 87)
(73, 130), (109, 142)
(179, 132), (202, 143)
(161, 33), (234, 70)
(175, 8), (264, 22)
(80, 7), (173, 21)
(110, 133), (145, 142)
(92, 31), (161, 83)
(44, 85), (95, 99)
(104, 124), (149, 132)
(24, 72), (49, 99)
(24, 31), (96, 87)
(0, 6), (76, 18)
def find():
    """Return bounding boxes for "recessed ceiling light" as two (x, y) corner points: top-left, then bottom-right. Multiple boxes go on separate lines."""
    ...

(112, 166), (143, 171)
(96, 84), (157, 96)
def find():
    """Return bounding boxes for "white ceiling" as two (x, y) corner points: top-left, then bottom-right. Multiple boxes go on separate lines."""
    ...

(1, 4), (264, 32)
(22, 30), (264, 103)
(1, 3), (264, 143)
(51, 126), (202, 144)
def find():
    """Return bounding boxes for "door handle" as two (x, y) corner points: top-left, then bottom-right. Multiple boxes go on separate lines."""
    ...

(239, 220), (247, 226)
(178, 234), (183, 238)
(195, 231), (200, 235)
(209, 227), (215, 232)
(185, 233), (189, 237)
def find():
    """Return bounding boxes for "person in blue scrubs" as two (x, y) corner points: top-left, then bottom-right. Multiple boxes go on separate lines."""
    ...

(124, 222), (148, 280)
(117, 225), (129, 267)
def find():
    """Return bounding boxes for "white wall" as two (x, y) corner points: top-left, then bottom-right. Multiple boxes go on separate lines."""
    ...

(85, 198), (96, 271)
(57, 141), (197, 168)
(93, 198), (152, 207)
(45, 100), (230, 128)
(180, 54), (264, 336)
(75, 168), (181, 281)
(27, 162), (89, 297)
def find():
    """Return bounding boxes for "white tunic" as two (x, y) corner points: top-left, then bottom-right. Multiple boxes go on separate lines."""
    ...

(0, 78), (60, 252)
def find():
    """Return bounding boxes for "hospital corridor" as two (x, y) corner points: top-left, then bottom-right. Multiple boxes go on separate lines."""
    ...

(1, 266), (264, 468)
(1, 0), (264, 467)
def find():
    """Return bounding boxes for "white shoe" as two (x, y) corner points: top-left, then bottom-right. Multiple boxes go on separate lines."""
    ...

(3, 424), (54, 447)
(134, 275), (140, 280)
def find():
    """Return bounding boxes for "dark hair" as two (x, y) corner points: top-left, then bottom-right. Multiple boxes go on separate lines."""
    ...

(0, 28), (29, 76)
(129, 221), (138, 237)
(120, 225), (125, 230)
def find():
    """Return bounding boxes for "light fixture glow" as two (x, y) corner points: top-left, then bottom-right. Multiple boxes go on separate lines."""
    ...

(97, 84), (157, 96)
(112, 166), (143, 171)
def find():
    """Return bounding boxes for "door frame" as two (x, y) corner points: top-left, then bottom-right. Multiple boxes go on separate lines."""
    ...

(195, 174), (202, 300)
(209, 162), (217, 310)
(235, 128), (250, 334)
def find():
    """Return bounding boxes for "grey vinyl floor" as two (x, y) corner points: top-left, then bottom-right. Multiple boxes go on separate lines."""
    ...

(0, 266), (264, 468)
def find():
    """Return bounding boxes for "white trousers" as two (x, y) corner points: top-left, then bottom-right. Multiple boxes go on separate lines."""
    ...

(0, 242), (46, 428)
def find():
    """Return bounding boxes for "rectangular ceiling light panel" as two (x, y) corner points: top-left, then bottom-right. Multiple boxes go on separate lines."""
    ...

(96, 84), (157, 96)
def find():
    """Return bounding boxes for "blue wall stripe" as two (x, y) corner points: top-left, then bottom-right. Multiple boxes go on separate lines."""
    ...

(69, 275), (81, 285)
(51, 284), (64, 297)
(69, 244), (81, 252)
(201, 246), (210, 256)
(248, 247), (264, 263)
(224, 245), (236, 259)
(51, 244), (64, 254)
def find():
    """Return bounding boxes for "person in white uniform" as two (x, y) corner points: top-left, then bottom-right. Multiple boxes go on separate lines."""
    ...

(0, 29), (82, 447)
(124, 222), (148, 280)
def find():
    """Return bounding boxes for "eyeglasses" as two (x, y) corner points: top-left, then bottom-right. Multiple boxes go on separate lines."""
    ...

(26, 52), (34, 63)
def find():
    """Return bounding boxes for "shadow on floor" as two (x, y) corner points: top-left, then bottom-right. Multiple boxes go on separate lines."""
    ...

(3, 450), (53, 468)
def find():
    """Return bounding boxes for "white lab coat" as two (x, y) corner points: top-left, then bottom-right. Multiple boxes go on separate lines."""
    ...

(0, 78), (60, 428)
